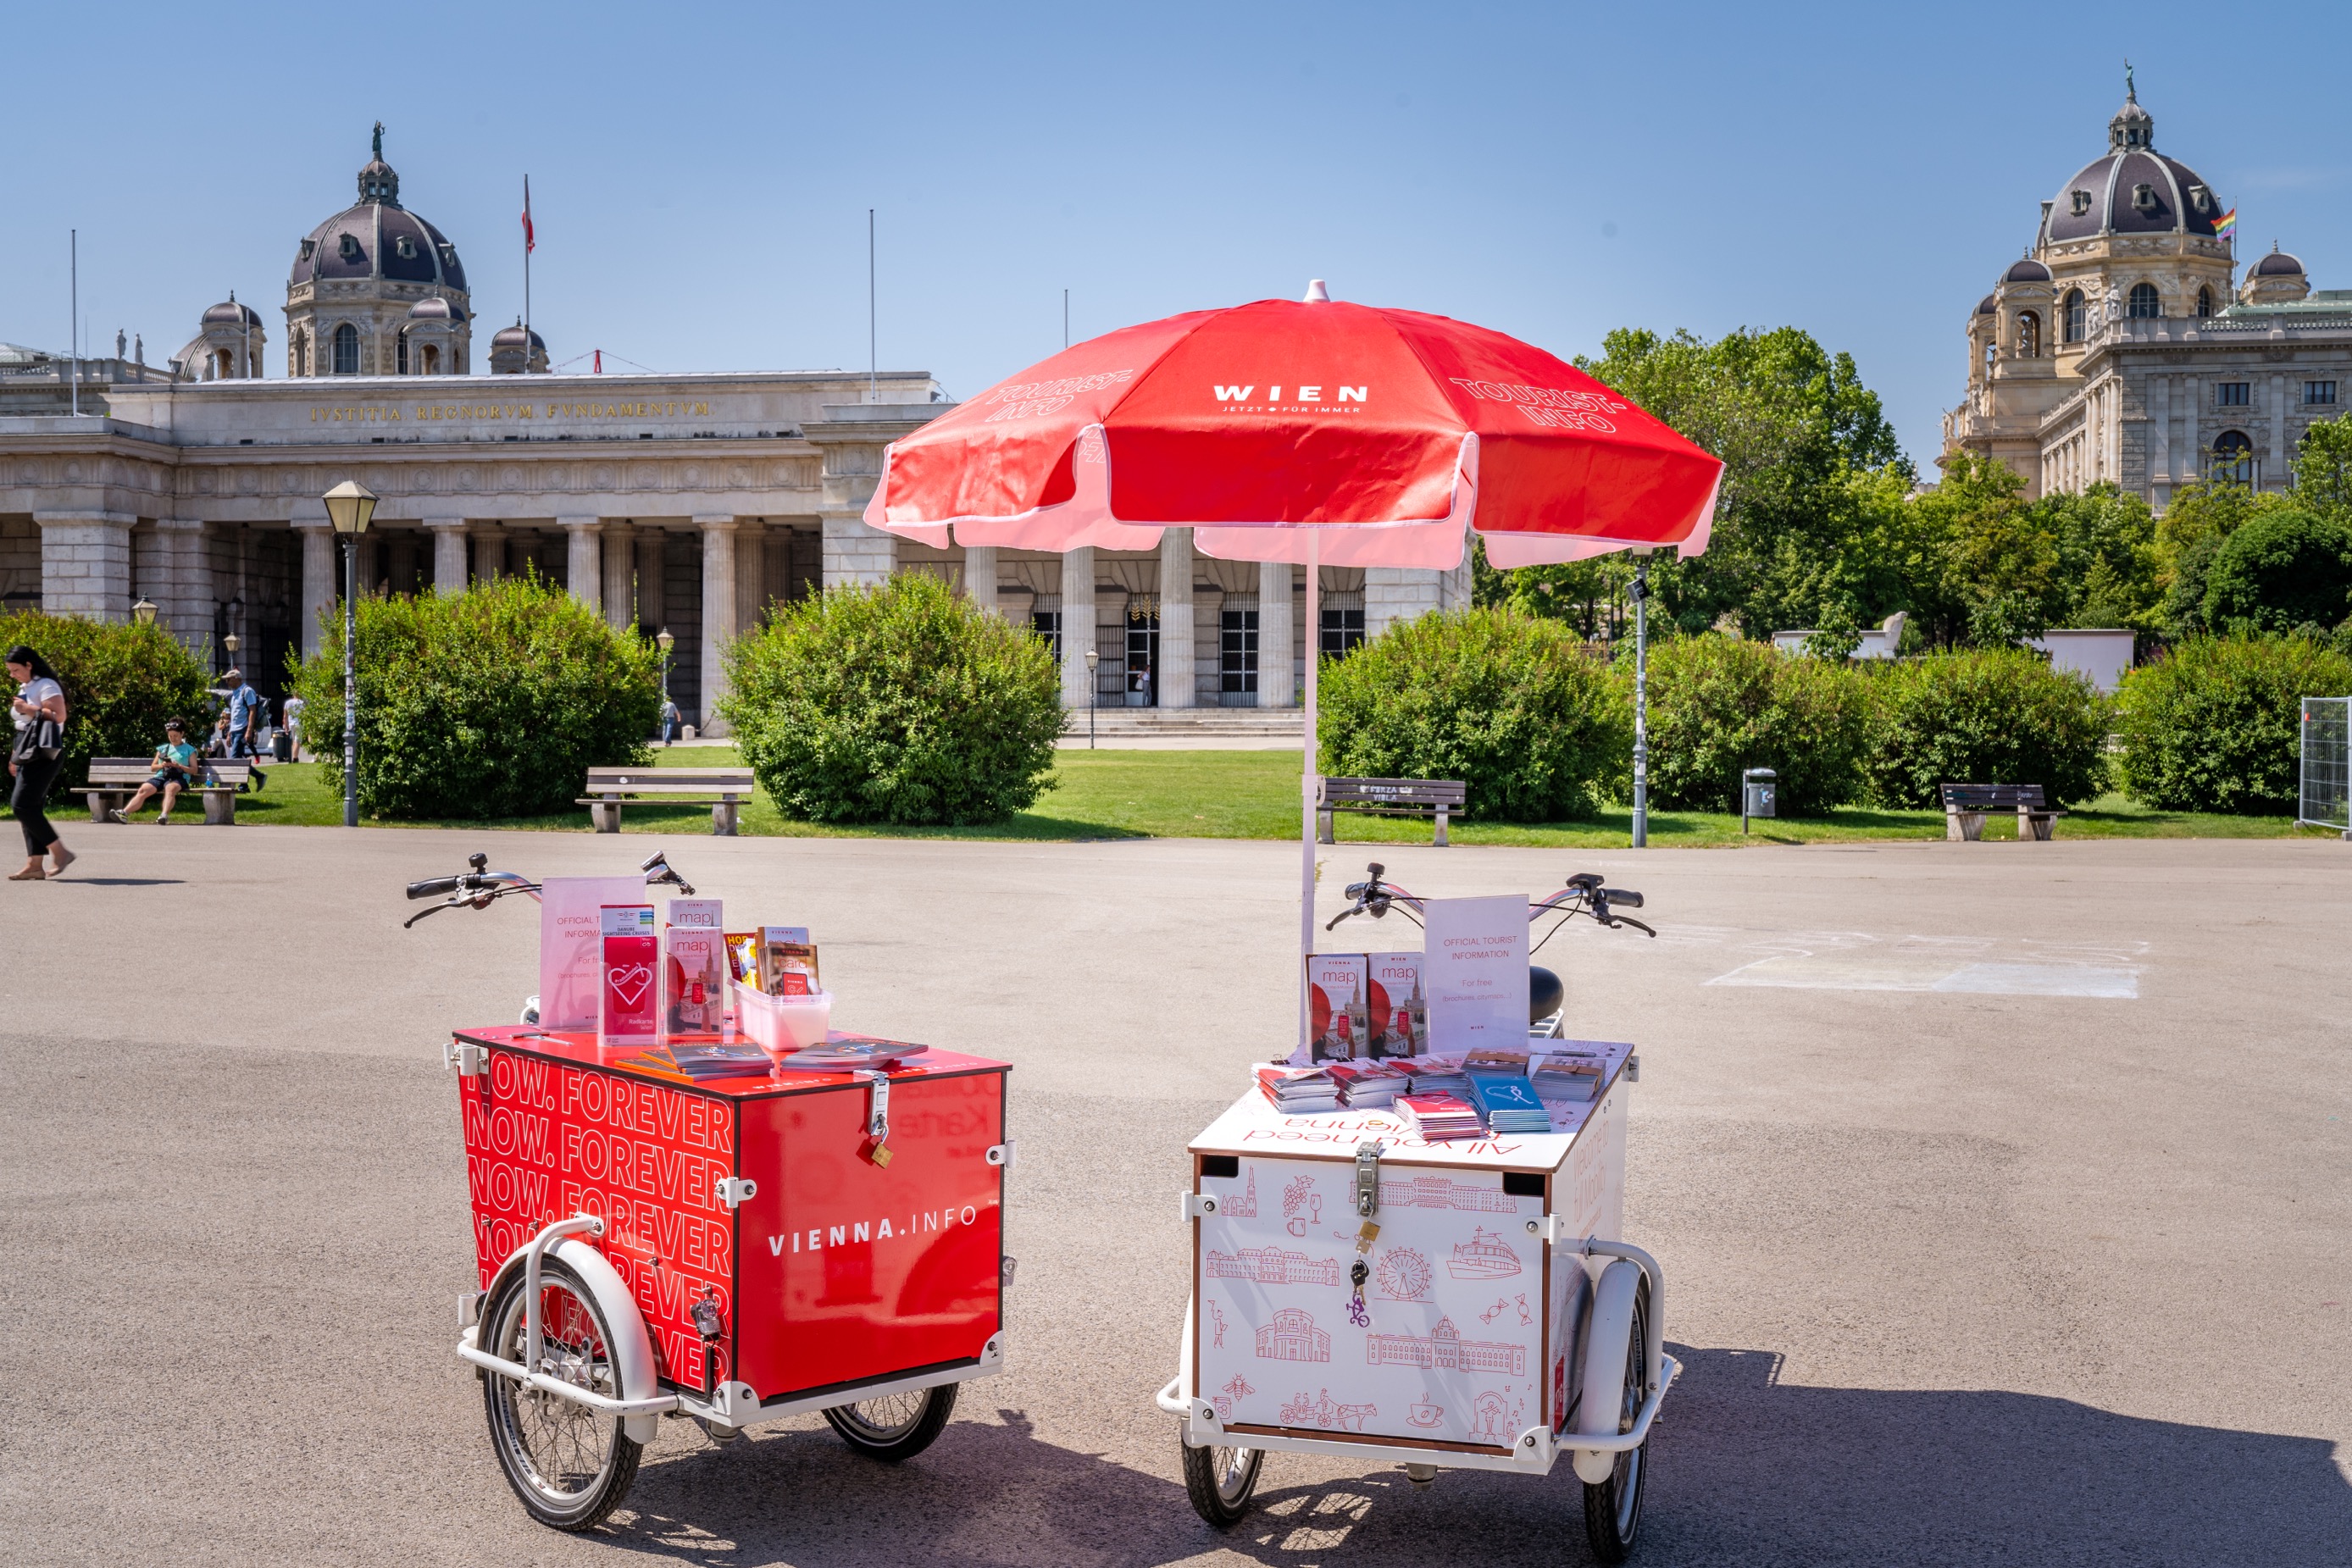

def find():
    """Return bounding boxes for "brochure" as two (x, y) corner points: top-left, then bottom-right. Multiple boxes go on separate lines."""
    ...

(538, 877), (650, 1032)
(663, 898), (727, 1040)
(1305, 954), (1372, 1062)
(1466, 1072), (1552, 1133)
(758, 926), (819, 997)
(598, 905), (659, 1049)
(1256, 1063), (1340, 1114)
(1366, 951), (1427, 1057)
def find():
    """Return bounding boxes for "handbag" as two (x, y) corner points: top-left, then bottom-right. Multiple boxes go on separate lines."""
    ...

(12, 712), (63, 764)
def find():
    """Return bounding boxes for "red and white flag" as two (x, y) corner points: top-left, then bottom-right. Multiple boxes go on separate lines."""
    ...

(521, 176), (535, 254)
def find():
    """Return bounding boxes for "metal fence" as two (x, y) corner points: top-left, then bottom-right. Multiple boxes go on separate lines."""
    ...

(2301, 696), (2350, 831)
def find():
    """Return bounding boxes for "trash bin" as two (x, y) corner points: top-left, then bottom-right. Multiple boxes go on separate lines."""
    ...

(1742, 767), (1777, 832)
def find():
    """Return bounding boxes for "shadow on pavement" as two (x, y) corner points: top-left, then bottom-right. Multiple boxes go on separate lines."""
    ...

(578, 1354), (2351, 1568)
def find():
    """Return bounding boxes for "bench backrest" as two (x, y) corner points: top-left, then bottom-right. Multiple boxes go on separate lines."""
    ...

(1319, 776), (1469, 807)
(1940, 783), (2048, 810)
(586, 767), (755, 796)
(87, 757), (247, 786)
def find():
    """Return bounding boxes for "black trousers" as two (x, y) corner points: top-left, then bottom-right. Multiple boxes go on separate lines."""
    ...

(12, 751), (63, 856)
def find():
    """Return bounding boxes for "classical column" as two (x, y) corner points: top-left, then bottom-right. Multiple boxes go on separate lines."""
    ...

(1059, 546), (1096, 710)
(427, 518), (470, 594)
(963, 545), (999, 617)
(634, 529), (667, 631)
(601, 522), (635, 630)
(2149, 376), (2171, 505)
(2184, 379), (2199, 483)
(155, 518), (212, 649)
(2270, 374), (2289, 490)
(295, 519), (336, 659)
(1256, 559), (1295, 708)
(561, 517), (602, 614)
(735, 523), (766, 635)
(696, 516), (738, 734)
(1157, 529), (1195, 708)
(33, 510), (135, 621)
(821, 518), (895, 587)
(471, 524), (506, 583)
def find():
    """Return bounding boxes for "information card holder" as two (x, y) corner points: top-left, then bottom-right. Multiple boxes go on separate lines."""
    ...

(598, 904), (660, 1053)
(663, 898), (729, 1044)
(539, 877), (647, 1033)
(1421, 894), (1529, 1055)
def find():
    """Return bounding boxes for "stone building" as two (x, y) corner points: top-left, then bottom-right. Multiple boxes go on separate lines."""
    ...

(1, 128), (1467, 731)
(1944, 81), (2352, 505)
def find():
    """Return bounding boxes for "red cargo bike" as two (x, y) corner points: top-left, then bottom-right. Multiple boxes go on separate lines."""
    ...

(408, 852), (1013, 1530)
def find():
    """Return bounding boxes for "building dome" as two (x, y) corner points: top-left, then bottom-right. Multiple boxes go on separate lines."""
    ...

(2004, 258), (2053, 284)
(407, 296), (463, 321)
(2252, 248), (2305, 277)
(283, 124), (472, 378)
(1976, 294), (1998, 316)
(2043, 88), (2224, 244)
(202, 296), (262, 327)
(489, 319), (548, 375)
(288, 125), (468, 295)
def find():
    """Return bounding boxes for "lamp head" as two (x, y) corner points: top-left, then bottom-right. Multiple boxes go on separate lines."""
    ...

(323, 479), (379, 536)
(223, 632), (241, 654)
(656, 629), (674, 653)
(1084, 648), (1099, 671)
(131, 596), (157, 627)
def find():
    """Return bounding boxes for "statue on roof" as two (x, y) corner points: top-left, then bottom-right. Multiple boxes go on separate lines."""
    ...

(372, 120), (384, 159)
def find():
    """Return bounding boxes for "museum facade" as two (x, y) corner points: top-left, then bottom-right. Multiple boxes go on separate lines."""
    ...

(0, 132), (1465, 729)
(1944, 84), (2352, 506)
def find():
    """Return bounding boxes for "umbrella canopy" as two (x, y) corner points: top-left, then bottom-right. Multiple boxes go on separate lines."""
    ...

(864, 285), (1723, 567)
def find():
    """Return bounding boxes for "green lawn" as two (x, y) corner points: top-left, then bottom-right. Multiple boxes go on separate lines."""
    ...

(148, 747), (2331, 846)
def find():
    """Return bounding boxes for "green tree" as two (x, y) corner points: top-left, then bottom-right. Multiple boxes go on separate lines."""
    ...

(0, 612), (211, 805)
(1569, 326), (1911, 640)
(2116, 635), (2352, 812)
(2039, 485), (2162, 630)
(2201, 509), (2352, 634)
(1641, 634), (1872, 813)
(2289, 413), (2352, 523)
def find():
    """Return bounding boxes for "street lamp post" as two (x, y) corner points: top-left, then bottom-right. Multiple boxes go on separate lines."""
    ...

(1084, 646), (1099, 750)
(323, 480), (379, 828)
(130, 596), (156, 628)
(655, 629), (674, 742)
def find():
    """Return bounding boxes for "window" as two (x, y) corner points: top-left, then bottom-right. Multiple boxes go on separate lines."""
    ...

(421, 344), (440, 376)
(1219, 607), (1259, 701)
(2131, 182), (2158, 213)
(1320, 607), (1366, 658)
(2070, 190), (2092, 215)
(1983, 341), (1996, 376)
(2063, 289), (2086, 342)
(290, 329), (308, 377)
(2306, 380), (2337, 406)
(2016, 312), (2039, 358)
(338, 232), (362, 261)
(1029, 608), (1061, 660)
(396, 331), (408, 375)
(331, 324), (359, 375)
(394, 235), (416, 260)
(2211, 430), (2254, 487)
(2197, 285), (2213, 319)
(2127, 283), (2161, 318)
(2216, 381), (2249, 407)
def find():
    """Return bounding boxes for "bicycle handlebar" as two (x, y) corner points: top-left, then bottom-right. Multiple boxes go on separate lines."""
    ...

(407, 876), (460, 900)
(400, 850), (693, 928)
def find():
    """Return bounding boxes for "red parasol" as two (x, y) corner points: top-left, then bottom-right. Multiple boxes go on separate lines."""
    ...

(864, 284), (1722, 1044)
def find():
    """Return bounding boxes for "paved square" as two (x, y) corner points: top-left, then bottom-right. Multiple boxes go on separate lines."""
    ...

(3, 828), (2345, 1565)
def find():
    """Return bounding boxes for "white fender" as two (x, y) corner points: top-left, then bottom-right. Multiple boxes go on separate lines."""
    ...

(491, 1235), (663, 1444)
(1573, 1258), (1644, 1484)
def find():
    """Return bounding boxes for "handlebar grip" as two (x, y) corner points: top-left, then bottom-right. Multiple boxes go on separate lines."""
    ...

(1601, 888), (1644, 908)
(406, 876), (460, 900)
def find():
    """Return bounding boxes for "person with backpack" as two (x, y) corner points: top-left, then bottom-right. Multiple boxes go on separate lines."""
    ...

(221, 668), (268, 790)
(7, 644), (74, 880)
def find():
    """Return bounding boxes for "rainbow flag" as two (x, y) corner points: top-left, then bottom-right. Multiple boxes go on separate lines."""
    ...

(2215, 207), (2238, 247)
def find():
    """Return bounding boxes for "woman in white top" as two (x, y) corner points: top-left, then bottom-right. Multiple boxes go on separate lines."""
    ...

(7, 644), (74, 879)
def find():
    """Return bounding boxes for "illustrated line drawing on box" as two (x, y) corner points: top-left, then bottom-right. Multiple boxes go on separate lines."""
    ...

(1217, 1166), (1258, 1219)
(1214, 1373), (1255, 1423)
(1378, 1174), (1519, 1213)
(1480, 1297), (1511, 1325)
(1280, 1389), (1378, 1432)
(1283, 1175), (1323, 1237)
(1446, 1226), (1523, 1279)
(1515, 1292), (1532, 1326)
(1256, 1306), (1332, 1363)
(1375, 1247), (1434, 1301)
(1208, 1247), (1344, 1287)
(1210, 1299), (1229, 1349)
(1363, 1316), (1527, 1375)
(1407, 1394), (1445, 1429)
(1470, 1392), (1525, 1443)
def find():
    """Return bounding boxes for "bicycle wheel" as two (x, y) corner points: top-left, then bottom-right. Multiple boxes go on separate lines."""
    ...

(1181, 1438), (1263, 1527)
(822, 1382), (957, 1461)
(1581, 1287), (1650, 1563)
(480, 1260), (644, 1531)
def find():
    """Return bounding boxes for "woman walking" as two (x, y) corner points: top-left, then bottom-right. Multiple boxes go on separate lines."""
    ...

(8, 644), (75, 880)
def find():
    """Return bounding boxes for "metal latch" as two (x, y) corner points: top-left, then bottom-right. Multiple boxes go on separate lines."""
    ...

(1627, 1054), (1641, 1083)
(714, 1176), (758, 1209)
(1523, 1213), (1573, 1245)
(857, 1070), (890, 1142)
(1001, 1255), (1018, 1286)
(985, 1141), (1016, 1168)
(1355, 1139), (1384, 1217)
(443, 1040), (485, 1076)
(1183, 1192), (1221, 1220)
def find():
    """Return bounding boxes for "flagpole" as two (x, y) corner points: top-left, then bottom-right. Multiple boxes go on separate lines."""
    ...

(523, 175), (531, 372)
(868, 208), (877, 403)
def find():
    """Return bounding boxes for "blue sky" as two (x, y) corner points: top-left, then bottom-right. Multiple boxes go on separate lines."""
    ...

(6, 1), (2348, 468)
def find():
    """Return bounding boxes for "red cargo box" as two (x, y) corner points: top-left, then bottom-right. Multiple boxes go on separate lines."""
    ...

(456, 1025), (1008, 1406)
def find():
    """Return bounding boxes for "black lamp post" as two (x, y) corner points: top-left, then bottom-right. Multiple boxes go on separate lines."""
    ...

(1084, 646), (1099, 750)
(323, 480), (379, 827)
(656, 629), (674, 741)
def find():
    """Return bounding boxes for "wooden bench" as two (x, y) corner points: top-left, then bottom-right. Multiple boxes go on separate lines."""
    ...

(1941, 783), (2065, 842)
(579, 767), (754, 835)
(84, 757), (251, 826)
(1317, 776), (1468, 847)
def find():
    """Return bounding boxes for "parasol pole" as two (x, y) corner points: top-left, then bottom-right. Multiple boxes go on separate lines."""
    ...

(1300, 529), (1321, 1052)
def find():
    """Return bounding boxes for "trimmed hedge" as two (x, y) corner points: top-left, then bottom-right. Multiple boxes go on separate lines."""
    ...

(1643, 634), (1872, 814)
(0, 612), (211, 806)
(2115, 635), (2352, 812)
(1317, 607), (1630, 822)
(2200, 508), (2352, 634)
(1867, 648), (2111, 808)
(719, 573), (1063, 824)
(288, 576), (662, 819)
